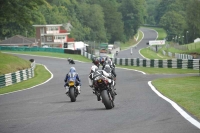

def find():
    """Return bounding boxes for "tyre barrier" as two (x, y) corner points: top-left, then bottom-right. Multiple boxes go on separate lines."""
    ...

(0, 61), (36, 88)
(82, 51), (200, 70)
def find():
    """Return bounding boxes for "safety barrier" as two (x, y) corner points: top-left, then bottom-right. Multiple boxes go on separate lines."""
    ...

(82, 51), (200, 70)
(0, 46), (64, 53)
(114, 58), (199, 70)
(0, 61), (36, 88)
(162, 50), (193, 59)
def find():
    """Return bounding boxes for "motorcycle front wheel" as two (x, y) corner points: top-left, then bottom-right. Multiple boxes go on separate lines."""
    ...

(101, 90), (114, 109)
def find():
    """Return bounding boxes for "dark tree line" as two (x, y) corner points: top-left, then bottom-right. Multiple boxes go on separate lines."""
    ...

(0, 0), (146, 44)
(145, 0), (200, 44)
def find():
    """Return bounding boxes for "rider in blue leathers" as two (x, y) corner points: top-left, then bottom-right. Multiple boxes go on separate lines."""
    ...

(64, 67), (81, 94)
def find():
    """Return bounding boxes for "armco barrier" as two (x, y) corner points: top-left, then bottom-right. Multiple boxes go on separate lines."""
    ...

(82, 51), (200, 70)
(0, 62), (36, 88)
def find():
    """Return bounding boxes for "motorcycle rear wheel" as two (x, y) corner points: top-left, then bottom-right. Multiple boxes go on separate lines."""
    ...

(101, 90), (114, 109)
(69, 87), (76, 102)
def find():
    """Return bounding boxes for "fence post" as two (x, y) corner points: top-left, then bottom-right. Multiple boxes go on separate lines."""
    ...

(199, 59), (200, 76)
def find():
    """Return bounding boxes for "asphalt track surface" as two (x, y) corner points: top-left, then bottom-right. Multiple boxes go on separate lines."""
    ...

(115, 27), (156, 59)
(0, 28), (199, 133)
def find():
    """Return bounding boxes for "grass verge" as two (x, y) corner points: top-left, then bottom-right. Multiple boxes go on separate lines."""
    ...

(1, 51), (91, 63)
(140, 47), (172, 59)
(0, 52), (31, 75)
(152, 76), (200, 120)
(120, 30), (143, 50)
(0, 64), (51, 94)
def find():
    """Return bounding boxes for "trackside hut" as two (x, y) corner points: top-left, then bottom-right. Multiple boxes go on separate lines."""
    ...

(63, 41), (87, 50)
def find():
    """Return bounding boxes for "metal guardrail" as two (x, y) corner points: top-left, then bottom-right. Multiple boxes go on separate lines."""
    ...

(0, 62), (36, 88)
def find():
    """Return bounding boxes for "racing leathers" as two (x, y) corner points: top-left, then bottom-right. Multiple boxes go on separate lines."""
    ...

(64, 71), (81, 94)
(102, 59), (116, 78)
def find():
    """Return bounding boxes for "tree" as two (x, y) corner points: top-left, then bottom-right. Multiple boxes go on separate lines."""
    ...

(76, 3), (107, 42)
(119, 0), (145, 41)
(186, 0), (200, 42)
(154, 0), (174, 24)
(100, 1), (124, 43)
(0, 0), (46, 39)
(159, 11), (186, 40)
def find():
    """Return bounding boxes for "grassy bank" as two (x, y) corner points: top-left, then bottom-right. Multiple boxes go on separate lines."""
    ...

(140, 47), (172, 59)
(120, 30), (143, 50)
(0, 64), (51, 94)
(0, 52), (31, 75)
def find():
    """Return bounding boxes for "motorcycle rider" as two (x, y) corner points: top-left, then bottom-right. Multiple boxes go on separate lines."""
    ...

(64, 67), (81, 94)
(102, 58), (116, 78)
(92, 57), (100, 68)
(103, 64), (117, 95)
(68, 58), (75, 64)
(88, 65), (113, 101)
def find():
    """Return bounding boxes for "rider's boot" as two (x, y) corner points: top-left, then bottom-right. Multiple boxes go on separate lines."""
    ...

(77, 86), (81, 94)
(65, 87), (69, 95)
(97, 94), (101, 101)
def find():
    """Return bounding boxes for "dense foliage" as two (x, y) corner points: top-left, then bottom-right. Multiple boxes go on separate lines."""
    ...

(145, 0), (200, 44)
(0, 0), (146, 43)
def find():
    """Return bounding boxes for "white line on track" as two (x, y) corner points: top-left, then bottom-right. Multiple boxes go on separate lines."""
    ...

(0, 63), (53, 96)
(2, 43), (200, 129)
(120, 30), (144, 52)
(148, 81), (200, 129)
(117, 66), (200, 129)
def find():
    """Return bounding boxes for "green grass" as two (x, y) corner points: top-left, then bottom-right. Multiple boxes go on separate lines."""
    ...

(120, 30), (144, 50)
(186, 42), (200, 51)
(152, 76), (200, 120)
(0, 51), (91, 62)
(140, 47), (172, 59)
(116, 65), (199, 74)
(0, 52), (31, 75)
(0, 65), (51, 94)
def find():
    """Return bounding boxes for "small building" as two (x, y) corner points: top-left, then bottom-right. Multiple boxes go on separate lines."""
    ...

(0, 35), (37, 47)
(194, 38), (200, 43)
(33, 24), (74, 48)
(64, 41), (88, 51)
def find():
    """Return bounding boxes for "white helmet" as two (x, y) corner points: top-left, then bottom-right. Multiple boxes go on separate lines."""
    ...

(104, 64), (111, 73)
(91, 65), (98, 72)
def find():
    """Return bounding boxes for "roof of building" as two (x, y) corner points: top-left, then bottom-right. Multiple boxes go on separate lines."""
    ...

(0, 35), (36, 46)
(33, 24), (63, 27)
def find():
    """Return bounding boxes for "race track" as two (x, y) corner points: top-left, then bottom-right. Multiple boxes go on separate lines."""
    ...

(0, 28), (199, 133)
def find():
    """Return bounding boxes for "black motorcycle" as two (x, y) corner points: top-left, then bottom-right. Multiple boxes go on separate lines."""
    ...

(66, 74), (79, 102)
(68, 58), (75, 64)
(93, 73), (116, 109)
